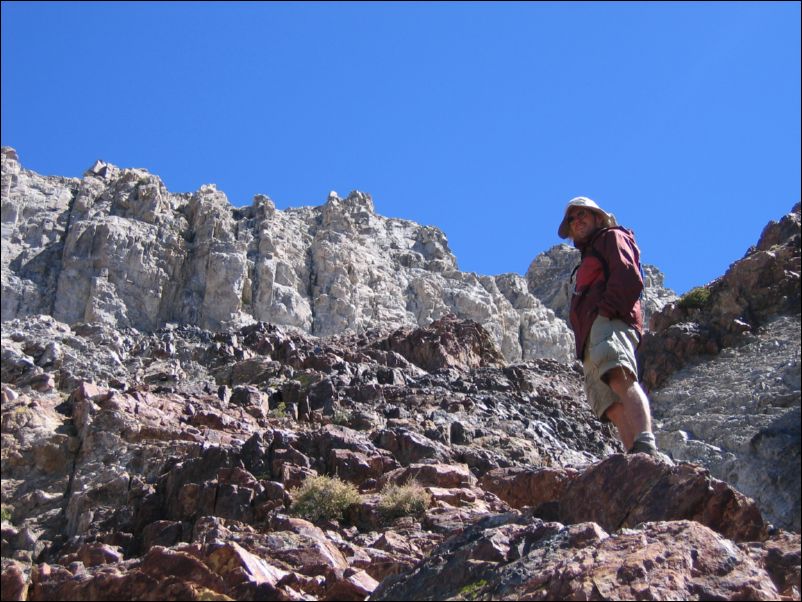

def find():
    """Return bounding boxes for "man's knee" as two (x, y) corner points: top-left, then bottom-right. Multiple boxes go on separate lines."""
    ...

(603, 366), (634, 388)
(604, 401), (624, 422)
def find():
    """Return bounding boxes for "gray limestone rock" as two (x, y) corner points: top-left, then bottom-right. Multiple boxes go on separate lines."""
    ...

(651, 315), (801, 532)
(1, 148), (573, 363)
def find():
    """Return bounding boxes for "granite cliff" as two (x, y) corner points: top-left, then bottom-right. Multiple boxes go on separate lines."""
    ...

(1, 149), (799, 601)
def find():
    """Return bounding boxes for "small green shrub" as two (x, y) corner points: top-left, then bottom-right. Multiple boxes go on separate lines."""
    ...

(271, 401), (288, 418)
(294, 372), (318, 388)
(194, 587), (232, 601)
(289, 475), (361, 523)
(457, 579), (490, 600)
(677, 285), (711, 310)
(378, 482), (432, 522)
(332, 409), (351, 426)
(0, 506), (12, 523)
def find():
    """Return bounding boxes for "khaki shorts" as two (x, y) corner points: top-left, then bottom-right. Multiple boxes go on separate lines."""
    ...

(582, 315), (640, 421)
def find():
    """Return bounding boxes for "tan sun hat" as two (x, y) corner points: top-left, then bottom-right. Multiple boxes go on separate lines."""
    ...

(557, 196), (617, 239)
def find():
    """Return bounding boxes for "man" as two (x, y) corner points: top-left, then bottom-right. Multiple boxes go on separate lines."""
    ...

(558, 196), (660, 457)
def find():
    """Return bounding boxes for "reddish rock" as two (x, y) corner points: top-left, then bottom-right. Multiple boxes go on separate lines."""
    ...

(29, 546), (227, 601)
(205, 541), (290, 599)
(423, 505), (509, 535)
(140, 520), (183, 552)
(138, 545), (225, 593)
(740, 530), (802, 599)
(372, 427), (452, 466)
(479, 465), (579, 511)
(378, 462), (476, 489)
(258, 516), (349, 580)
(370, 530), (423, 557)
(356, 546), (417, 582)
(281, 464), (317, 491)
(176, 481), (218, 521)
(374, 314), (505, 373)
(426, 486), (480, 507)
(1, 559), (30, 601)
(344, 494), (383, 532)
(69, 382), (106, 405)
(59, 542), (124, 567)
(497, 520), (782, 601)
(372, 517), (786, 602)
(559, 454), (768, 542)
(328, 448), (384, 486)
(323, 568), (379, 601)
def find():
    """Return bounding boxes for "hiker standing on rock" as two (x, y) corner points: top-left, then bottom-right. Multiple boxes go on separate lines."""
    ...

(558, 197), (660, 457)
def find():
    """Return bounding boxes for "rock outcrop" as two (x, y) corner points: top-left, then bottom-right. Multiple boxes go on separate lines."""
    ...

(649, 315), (801, 532)
(2, 313), (799, 601)
(640, 203), (801, 389)
(372, 514), (797, 601)
(637, 204), (801, 533)
(1, 148), (574, 364)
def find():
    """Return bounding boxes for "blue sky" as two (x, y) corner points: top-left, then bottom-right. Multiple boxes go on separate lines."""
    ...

(2, 1), (800, 295)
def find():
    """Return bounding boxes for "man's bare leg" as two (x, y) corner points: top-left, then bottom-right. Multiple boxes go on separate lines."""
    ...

(604, 367), (652, 451)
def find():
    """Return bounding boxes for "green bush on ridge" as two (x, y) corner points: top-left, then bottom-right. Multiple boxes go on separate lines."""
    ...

(289, 475), (361, 522)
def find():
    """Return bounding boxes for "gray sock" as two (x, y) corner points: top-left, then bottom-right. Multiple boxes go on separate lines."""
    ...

(635, 431), (657, 448)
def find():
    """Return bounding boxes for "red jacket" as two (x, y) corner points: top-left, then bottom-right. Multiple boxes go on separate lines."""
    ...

(568, 227), (644, 359)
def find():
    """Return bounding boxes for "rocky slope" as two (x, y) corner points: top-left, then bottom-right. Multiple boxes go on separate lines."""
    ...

(651, 314), (800, 532)
(525, 204), (801, 533)
(640, 203), (801, 533)
(2, 315), (799, 601)
(640, 203), (801, 388)
(2, 150), (800, 601)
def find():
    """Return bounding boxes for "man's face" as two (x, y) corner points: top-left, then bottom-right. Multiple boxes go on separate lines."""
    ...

(568, 207), (603, 244)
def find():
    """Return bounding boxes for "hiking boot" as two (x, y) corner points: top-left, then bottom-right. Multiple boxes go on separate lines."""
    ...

(628, 441), (674, 465)
(628, 440), (660, 456)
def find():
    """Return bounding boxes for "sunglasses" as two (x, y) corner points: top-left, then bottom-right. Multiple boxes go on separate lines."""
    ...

(566, 208), (592, 223)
